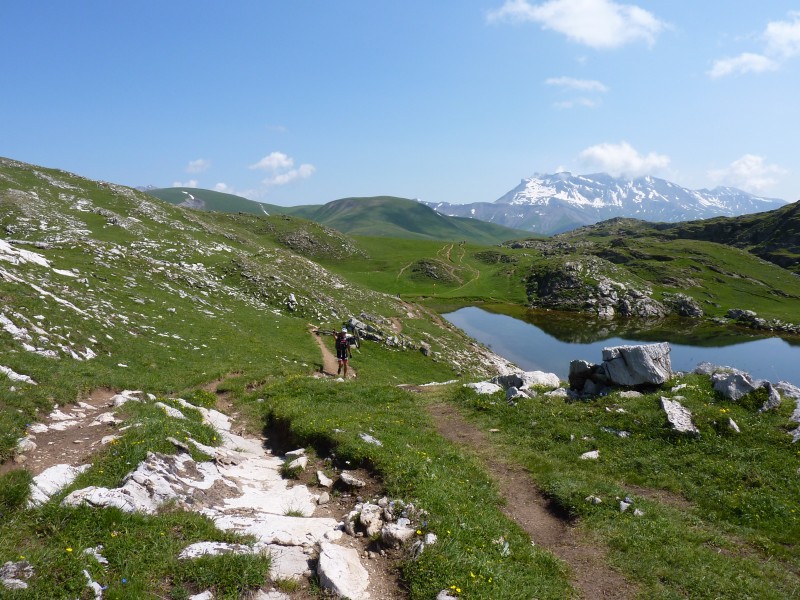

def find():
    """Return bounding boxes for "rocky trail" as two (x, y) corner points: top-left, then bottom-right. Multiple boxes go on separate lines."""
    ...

(3, 380), (408, 599)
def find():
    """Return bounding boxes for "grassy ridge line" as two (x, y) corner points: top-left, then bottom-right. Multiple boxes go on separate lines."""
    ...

(149, 188), (530, 245)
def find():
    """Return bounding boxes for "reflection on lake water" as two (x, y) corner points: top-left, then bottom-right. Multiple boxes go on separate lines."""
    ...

(443, 306), (800, 386)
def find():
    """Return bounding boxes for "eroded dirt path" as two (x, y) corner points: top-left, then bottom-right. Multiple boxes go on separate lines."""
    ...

(309, 327), (356, 379)
(426, 401), (637, 600)
(0, 388), (121, 477)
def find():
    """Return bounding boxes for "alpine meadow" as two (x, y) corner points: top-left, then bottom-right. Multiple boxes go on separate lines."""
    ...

(1, 157), (799, 600)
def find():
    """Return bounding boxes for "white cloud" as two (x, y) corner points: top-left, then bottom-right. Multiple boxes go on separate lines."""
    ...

(186, 158), (211, 174)
(249, 151), (315, 188)
(172, 179), (198, 188)
(545, 76), (608, 92)
(264, 164), (316, 187)
(710, 12), (800, 78)
(707, 52), (778, 78)
(249, 151), (294, 171)
(487, 0), (665, 49)
(579, 141), (670, 177)
(707, 154), (787, 194)
(765, 12), (800, 58)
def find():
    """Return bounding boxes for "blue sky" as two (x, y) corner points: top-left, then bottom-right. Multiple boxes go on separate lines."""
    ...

(2, 1), (798, 205)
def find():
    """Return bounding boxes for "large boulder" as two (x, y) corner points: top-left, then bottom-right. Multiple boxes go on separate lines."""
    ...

(601, 343), (672, 386)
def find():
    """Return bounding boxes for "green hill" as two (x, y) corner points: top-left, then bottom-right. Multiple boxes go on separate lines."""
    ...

(148, 189), (530, 245)
(147, 186), (306, 217)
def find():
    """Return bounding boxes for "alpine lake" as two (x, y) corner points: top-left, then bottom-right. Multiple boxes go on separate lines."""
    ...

(443, 304), (800, 387)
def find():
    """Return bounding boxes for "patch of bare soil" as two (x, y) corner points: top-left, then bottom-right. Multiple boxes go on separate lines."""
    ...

(623, 484), (692, 511)
(0, 388), (120, 477)
(426, 402), (637, 600)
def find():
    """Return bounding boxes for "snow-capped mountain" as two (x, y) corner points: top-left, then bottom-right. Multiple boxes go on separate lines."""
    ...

(423, 172), (789, 236)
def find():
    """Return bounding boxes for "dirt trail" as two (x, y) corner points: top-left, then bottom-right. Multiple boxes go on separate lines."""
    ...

(0, 388), (120, 477)
(309, 327), (356, 379)
(426, 402), (637, 600)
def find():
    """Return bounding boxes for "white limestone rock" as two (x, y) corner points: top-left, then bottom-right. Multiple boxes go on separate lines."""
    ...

(317, 542), (370, 600)
(29, 464), (91, 507)
(464, 381), (502, 395)
(602, 343), (673, 386)
(661, 397), (699, 434)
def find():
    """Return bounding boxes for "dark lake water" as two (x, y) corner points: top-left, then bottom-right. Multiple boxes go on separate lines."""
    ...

(443, 305), (800, 386)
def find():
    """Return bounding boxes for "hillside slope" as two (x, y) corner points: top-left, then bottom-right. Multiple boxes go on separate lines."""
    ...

(148, 189), (530, 244)
(2, 158), (800, 599)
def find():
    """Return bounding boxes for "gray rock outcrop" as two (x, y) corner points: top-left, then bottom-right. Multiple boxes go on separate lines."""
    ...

(569, 343), (672, 395)
(602, 343), (672, 386)
(661, 397), (699, 434)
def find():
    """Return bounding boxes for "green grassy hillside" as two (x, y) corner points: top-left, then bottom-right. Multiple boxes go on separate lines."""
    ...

(148, 189), (530, 245)
(147, 186), (306, 217)
(1, 157), (799, 599)
(308, 196), (530, 244)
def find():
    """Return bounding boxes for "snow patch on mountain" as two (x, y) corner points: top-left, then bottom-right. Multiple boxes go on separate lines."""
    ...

(424, 172), (787, 235)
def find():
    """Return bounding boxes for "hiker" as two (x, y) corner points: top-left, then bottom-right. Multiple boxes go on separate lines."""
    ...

(334, 327), (353, 377)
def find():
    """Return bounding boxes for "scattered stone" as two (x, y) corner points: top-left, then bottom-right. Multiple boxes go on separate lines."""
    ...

(317, 491), (330, 505)
(711, 371), (756, 401)
(359, 433), (383, 446)
(585, 495), (602, 505)
(491, 370), (560, 390)
(620, 501), (631, 513)
(759, 381), (782, 412)
(437, 591), (459, 600)
(359, 503), (384, 537)
(661, 397), (699, 435)
(464, 381), (502, 395)
(728, 418), (740, 433)
(317, 542), (369, 600)
(15, 436), (37, 454)
(580, 450), (600, 460)
(155, 402), (186, 419)
(316, 470), (334, 488)
(382, 523), (416, 548)
(633, 508), (645, 517)
(284, 448), (306, 461)
(340, 471), (367, 488)
(544, 387), (568, 398)
(0, 561), (34, 590)
(775, 381), (800, 442)
(287, 456), (308, 471)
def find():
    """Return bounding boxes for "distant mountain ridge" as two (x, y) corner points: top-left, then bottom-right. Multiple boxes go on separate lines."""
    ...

(423, 172), (789, 236)
(147, 189), (529, 245)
